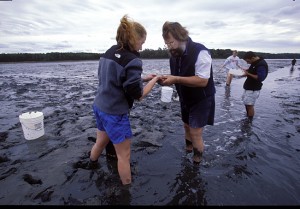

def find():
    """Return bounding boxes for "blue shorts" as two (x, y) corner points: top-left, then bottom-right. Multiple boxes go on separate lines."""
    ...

(181, 95), (215, 128)
(93, 105), (133, 144)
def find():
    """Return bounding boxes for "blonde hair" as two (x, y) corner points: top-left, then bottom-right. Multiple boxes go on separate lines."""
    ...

(116, 15), (147, 51)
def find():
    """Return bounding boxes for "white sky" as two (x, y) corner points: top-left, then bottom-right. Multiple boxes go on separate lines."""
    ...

(0, 0), (299, 54)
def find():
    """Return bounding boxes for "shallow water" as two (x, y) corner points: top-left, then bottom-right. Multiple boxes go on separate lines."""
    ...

(0, 59), (299, 205)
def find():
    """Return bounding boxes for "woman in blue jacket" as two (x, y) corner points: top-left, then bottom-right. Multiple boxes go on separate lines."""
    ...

(89, 15), (160, 185)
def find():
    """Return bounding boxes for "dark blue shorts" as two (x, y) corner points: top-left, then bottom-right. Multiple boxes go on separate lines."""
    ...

(181, 95), (215, 128)
(93, 105), (133, 144)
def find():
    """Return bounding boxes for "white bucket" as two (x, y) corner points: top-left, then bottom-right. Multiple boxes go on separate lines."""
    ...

(19, 111), (45, 140)
(161, 86), (173, 103)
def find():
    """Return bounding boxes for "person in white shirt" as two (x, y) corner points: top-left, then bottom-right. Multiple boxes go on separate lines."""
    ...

(221, 50), (240, 86)
(158, 21), (215, 164)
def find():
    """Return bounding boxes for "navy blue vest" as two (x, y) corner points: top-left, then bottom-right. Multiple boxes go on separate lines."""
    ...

(243, 57), (268, 90)
(169, 37), (215, 106)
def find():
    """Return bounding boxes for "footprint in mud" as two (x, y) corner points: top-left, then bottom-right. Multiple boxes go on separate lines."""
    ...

(0, 154), (9, 163)
(23, 173), (42, 185)
(0, 132), (8, 142)
(62, 195), (84, 205)
(33, 187), (54, 202)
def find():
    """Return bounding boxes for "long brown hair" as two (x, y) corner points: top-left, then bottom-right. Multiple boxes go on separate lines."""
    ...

(116, 15), (147, 51)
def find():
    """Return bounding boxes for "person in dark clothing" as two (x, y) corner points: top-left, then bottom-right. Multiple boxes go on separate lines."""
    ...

(241, 51), (268, 120)
(291, 58), (296, 67)
(89, 15), (160, 185)
(290, 58), (297, 74)
(158, 21), (216, 164)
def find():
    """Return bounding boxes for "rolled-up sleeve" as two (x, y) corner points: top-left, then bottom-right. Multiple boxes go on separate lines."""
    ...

(195, 50), (212, 79)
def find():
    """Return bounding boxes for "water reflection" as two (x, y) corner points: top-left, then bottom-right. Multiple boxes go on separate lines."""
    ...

(223, 86), (231, 110)
(167, 158), (207, 205)
(289, 66), (295, 76)
(224, 85), (231, 98)
(228, 118), (253, 150)
(240, 118), (252, 136)
(220, 85), (233, 120)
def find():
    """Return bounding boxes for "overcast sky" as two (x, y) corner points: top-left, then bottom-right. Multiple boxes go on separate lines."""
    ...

(1, 0), (299, 54)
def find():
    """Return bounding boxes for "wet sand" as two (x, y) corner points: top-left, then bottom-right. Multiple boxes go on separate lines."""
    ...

(0, 59), (299, 205)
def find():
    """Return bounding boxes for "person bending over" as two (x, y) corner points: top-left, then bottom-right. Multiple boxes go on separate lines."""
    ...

(240, 51), (268, 120)
(159, 21), (216, 164)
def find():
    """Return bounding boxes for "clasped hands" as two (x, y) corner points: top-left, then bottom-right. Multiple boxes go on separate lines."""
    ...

(143, 74), (176, 86)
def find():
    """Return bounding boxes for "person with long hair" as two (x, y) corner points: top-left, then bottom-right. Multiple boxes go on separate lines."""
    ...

(89, 15), (160, 185)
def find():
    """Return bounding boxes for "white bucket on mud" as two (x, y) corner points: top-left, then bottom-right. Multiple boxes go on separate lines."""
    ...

(19, 111), (44, 140)
(161, 86), (173, 103)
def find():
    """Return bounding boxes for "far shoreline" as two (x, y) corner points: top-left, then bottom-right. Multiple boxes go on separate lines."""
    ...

(0, 49), (299, 63)
(0, 58), (297, 65)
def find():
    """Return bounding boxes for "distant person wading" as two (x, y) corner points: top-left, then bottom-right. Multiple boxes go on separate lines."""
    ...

(221, 50), (240, 86)
(290, 58), (297, 73)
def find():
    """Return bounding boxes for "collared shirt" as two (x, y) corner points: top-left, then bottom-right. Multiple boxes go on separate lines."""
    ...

(195, 50), (212, 79)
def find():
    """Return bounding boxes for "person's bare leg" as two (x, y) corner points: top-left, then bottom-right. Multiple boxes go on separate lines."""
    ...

(189, 126), (204, 163)
(183, 123), (193, 152)
(246, 105), (254, 119)
(226, 73), (233, 86)
(90, 130), (110, 161)
(114, 138), (131, 185)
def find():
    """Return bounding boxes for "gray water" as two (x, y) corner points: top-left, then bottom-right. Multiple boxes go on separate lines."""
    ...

(0, 59), (299, 205)
(144, 59), (300, 205)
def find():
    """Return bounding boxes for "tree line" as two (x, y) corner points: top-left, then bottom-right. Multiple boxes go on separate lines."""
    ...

(0, 48), (299, 63)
